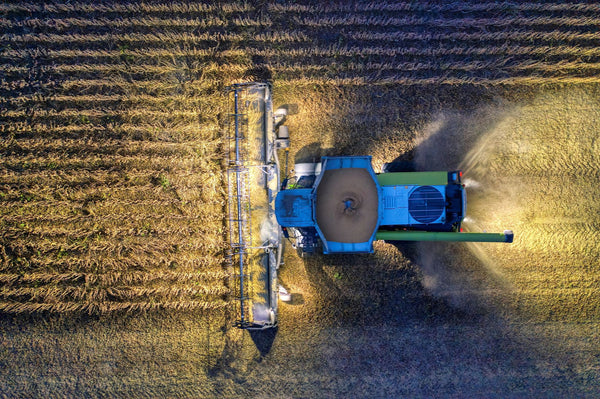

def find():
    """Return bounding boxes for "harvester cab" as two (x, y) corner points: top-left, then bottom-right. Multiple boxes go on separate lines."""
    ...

(225, 82), (513, 330)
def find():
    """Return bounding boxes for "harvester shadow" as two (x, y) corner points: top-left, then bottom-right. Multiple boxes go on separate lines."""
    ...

(301, 251), (473, 327)
(294, 142), (334, 164)
(248, 327), (278, 357)
(388, 99), (511, 172)
(297, 91), (515, 325)
(288, 293), (304, 305)
(394, 241), (509, 318)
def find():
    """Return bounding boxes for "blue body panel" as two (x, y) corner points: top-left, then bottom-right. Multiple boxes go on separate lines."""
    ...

(274, 156), (464, 255)
(323, 241), (374, 253)
(380, 185), (410, 226)
(275, 188), (314, 227)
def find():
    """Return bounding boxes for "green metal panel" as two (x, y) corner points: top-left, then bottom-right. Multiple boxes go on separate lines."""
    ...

(376, 172), (448, 186)
(375, 230), (513, 243)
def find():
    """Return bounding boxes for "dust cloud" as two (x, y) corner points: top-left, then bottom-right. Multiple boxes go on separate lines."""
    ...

(409, 88), (600, 319)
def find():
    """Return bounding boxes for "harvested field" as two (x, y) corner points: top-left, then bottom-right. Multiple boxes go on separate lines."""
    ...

(1, 1), (599, 397)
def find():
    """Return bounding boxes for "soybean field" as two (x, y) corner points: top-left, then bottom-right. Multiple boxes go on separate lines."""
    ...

(1, 1), (599, 397)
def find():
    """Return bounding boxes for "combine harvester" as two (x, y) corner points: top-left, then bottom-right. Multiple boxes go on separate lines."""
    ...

(225, 83), (513, 330)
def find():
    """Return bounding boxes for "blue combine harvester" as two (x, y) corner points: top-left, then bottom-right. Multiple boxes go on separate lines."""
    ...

(225, 83), (512, 330)
(276, 156), (513, 256)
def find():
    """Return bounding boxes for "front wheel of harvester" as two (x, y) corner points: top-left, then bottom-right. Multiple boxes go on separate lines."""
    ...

(297, 248), (313, 259)
(278, 285), (292, 302)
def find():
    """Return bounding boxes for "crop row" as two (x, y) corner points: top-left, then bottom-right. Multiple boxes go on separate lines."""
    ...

(2, 216), (221, 235)
(1, 188), (219, 213)
(267, 1), (600, 14)
(2, 220), (223, 241)
(0, 299), (229, 314)
(4, 64), (599, 99)
(292, 15), (600, 28)
(5, 16), (600, 34)
(266, 76), (600, 86)
(3, 29), (596, 53)
(1, 213), (221, 229)
(0, 152), (203, 173)
(0, 16), (274, 30)
(2, 104), (204, 119)
(0, 166), (220, 190)
(345, 30), (600, 43)
(0, 2), (250, 14)
(227, 44), (600, 59)
(249, 60), (600, 75)
(0, 168), (216, 187)
(3, 236), (223, 266)
(3, 1), (599, 15)
(4, 27), (599, 52)
(4, 75), (599, 99)
(2, 111), (204, 132)
(2, 230), (222, 250)
(57, 77), (221, 94)
(0, 270), (229, 287)
(2, 193), (222, 225)
(3, 52), (598, 83)
(4, 45), (599, 67)
(0, 284), (228, 301)
(0, 177), (176, 197)
(1, 31), (307, 47)
(1, 249), (225, 274)
(0, 137), (203, 157)
(1, 123), (220, 143)
(2, 93), (218, 108)
(0, 188), (213, 208)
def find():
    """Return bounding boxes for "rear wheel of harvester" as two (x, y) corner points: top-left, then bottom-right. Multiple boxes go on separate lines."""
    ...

(276, 125), (290, 149)
(297, 247), (314, 258)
